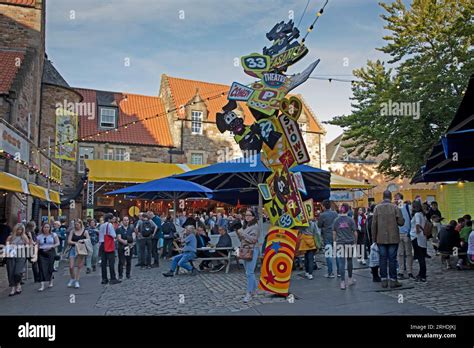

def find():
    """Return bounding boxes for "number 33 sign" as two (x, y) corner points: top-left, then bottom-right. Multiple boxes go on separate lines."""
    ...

(242, 53), (270, 78)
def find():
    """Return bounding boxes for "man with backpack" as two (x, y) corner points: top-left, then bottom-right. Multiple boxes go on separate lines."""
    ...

(161, 216), (177, 260)
(135, 214), (157, 269)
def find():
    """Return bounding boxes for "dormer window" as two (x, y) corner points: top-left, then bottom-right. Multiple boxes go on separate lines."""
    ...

(99, 107), (117, 129)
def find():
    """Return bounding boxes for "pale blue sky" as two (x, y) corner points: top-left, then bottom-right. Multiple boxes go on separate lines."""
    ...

(45, 0), (400, 142)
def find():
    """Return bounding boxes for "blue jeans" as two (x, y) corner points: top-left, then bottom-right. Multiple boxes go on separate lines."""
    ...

(336, 256), (353, 281)
(378, 244), (398, 280)
(324, 243), (334, 275)
(243, 247), (259, 294)
(170, 252), (196, 272)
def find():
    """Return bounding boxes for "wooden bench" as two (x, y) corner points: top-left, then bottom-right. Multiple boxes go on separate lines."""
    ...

(174, 247), (238, 274)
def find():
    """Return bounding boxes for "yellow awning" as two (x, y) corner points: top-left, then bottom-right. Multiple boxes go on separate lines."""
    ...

(330, 173), (375, 189)
(48, 190), (61, 204)
(0, 171), (29, 194)
(28, 183), (50, 201)
(85, 160), (206, 183)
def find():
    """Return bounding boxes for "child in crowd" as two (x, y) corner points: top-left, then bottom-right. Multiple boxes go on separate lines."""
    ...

(369, 242), (381, 282)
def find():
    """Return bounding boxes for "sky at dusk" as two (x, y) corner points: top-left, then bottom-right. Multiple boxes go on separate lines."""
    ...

(46, 0), (403, 143)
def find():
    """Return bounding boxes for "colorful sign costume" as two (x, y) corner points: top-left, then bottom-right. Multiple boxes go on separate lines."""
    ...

(216, 19), (321, 296)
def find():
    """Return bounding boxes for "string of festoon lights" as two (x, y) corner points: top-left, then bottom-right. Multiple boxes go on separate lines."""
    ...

(0, 149), (61, 185)
(35, 74), (360, 155)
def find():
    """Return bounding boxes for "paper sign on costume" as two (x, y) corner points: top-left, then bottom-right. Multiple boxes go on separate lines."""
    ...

(228, 82), (254, 101)
(278, 114), (310, 164)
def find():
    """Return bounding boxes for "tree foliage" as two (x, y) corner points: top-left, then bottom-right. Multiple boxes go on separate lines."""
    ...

(329, 0), (473, 178)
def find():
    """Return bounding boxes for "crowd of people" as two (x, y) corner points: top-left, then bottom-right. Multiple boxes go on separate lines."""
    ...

(1, 193), (473, 302)
(314, 191), (474, 290)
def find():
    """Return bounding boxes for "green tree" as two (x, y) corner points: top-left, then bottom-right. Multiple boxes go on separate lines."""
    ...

(329, 0), (473, 178)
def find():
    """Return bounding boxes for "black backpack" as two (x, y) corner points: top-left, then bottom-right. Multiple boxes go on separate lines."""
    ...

(141, 221), (153, 237)
(162, 222), (175, 239)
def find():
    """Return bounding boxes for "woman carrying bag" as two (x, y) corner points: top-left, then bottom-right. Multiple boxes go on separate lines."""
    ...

(64, 220), (90, 289)
(36, 223), (60, 291)
(5, 224), (30, 296)
(236, 209), (260, 303)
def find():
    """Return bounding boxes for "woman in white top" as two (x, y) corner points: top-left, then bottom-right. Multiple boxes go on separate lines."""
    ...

(410, 200), (427, 282)
(36, 223), (60, 291)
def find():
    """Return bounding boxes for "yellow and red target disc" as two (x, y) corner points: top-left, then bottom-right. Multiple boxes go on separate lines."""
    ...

(259, 227), (299, 295)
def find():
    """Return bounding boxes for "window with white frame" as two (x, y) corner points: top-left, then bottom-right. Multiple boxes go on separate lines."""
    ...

(191, 111), (203, 135)
(114, 148), (127, 161)
(103, 148), (114, 160)
(190, 153), (204, 165)
(99, 107), (117, 129)
(78, 147), (94, 173)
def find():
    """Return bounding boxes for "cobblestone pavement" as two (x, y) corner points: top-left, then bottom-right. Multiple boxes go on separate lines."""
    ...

(377, 246), (474, 315)
(95, 260), (286, 315)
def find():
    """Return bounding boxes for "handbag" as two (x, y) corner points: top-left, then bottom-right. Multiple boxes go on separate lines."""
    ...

(75, 242), (88, 256)
(237, 245), (253, 260)
(84, 239), (93, 254)
(104, 223), (115, 253)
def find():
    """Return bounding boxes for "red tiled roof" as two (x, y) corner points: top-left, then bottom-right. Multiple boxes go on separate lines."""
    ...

(75, 88), (174, 147)
(0, 50), (24, 94)
(164, 75), (254, 124)
(0, 0), (36, 7)
(164, 75), (323, 132)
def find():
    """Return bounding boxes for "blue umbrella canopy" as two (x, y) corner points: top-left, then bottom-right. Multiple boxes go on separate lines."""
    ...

(176, 154), (330, 204)
(106, 177), (213, 200)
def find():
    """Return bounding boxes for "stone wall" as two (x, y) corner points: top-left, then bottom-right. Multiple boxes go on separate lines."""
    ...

(38, 84), (82, 194)
(0, 1), (43, 50)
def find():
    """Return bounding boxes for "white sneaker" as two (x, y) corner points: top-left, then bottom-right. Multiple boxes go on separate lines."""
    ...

(243, 293), (252, 303)
(67, 279), (75, 288)
(304, 272), (310, 278)
(340, 281), (346, 290)
(348, 277), (356, 286)
(361, 260), (367, 265)
(325, 273), (335, 278)
(307, 274), (313, 280)
(37, 282), (45, 292)
(74, 281), (80, 289)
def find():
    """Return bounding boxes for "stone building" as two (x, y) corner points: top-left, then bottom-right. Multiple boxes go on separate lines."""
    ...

(0, 0), (328, 222)
(71, 76), (327, 219)
(0, 0), (58, 226)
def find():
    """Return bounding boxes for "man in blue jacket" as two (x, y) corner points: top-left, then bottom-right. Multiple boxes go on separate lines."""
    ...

(163, 225), (197, 277)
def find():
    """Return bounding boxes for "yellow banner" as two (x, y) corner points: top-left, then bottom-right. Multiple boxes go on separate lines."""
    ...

(50, 162), (62, 183)
(55, 107), (77, 161)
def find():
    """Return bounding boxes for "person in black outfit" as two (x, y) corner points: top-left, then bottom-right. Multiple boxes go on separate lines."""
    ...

(211, 226), (233, 272)
(196, 226), (211, 270)
(426, 201), (442, 221)
(438, 220), (460, 268)
(0, 218), (11, 266)
(161, 216), (176, 259)
(116, 216), (135, 280)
